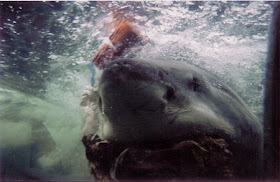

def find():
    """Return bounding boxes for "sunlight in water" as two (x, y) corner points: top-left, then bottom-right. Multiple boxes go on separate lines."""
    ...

(0, 1), (273, 180)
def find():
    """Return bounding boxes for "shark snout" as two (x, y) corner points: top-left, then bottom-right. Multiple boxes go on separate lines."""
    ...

(98, 60), (168, 126)
(101, 60), (152, 87)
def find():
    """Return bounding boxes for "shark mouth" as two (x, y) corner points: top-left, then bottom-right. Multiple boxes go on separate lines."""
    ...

(82, 134), (234, 180)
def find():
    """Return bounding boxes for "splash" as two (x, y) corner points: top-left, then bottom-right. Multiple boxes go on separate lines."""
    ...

(0, 1), (273, 180)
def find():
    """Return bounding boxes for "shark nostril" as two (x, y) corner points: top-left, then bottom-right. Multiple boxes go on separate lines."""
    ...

(98, 97), (103, 112)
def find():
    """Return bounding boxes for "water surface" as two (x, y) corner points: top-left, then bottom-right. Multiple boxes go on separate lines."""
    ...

(0, 1), (273, 180)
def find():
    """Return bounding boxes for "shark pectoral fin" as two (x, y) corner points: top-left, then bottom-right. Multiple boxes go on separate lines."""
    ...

(30, 121), (56, 158)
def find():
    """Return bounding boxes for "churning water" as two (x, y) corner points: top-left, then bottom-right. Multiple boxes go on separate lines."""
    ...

(0, 1), (273, 180)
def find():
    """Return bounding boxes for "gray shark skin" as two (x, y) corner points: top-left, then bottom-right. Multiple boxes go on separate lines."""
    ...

(263, 2), (280, 179)
(91, 58), (263, 178)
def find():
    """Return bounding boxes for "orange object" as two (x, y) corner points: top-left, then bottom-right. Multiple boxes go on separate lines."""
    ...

(92, 19), (148, 69)
(110, 20), (144, 56)
(92, 43), (115, 69)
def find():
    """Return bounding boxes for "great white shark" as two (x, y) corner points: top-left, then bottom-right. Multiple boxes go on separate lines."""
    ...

(82, 58), (263, 178)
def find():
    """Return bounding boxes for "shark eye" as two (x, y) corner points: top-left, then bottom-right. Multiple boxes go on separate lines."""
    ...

(192, 77), (200, 92)
(164, 86), (175, 101)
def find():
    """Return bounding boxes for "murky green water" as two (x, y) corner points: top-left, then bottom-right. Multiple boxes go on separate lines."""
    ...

(0, 1), (273, 180)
